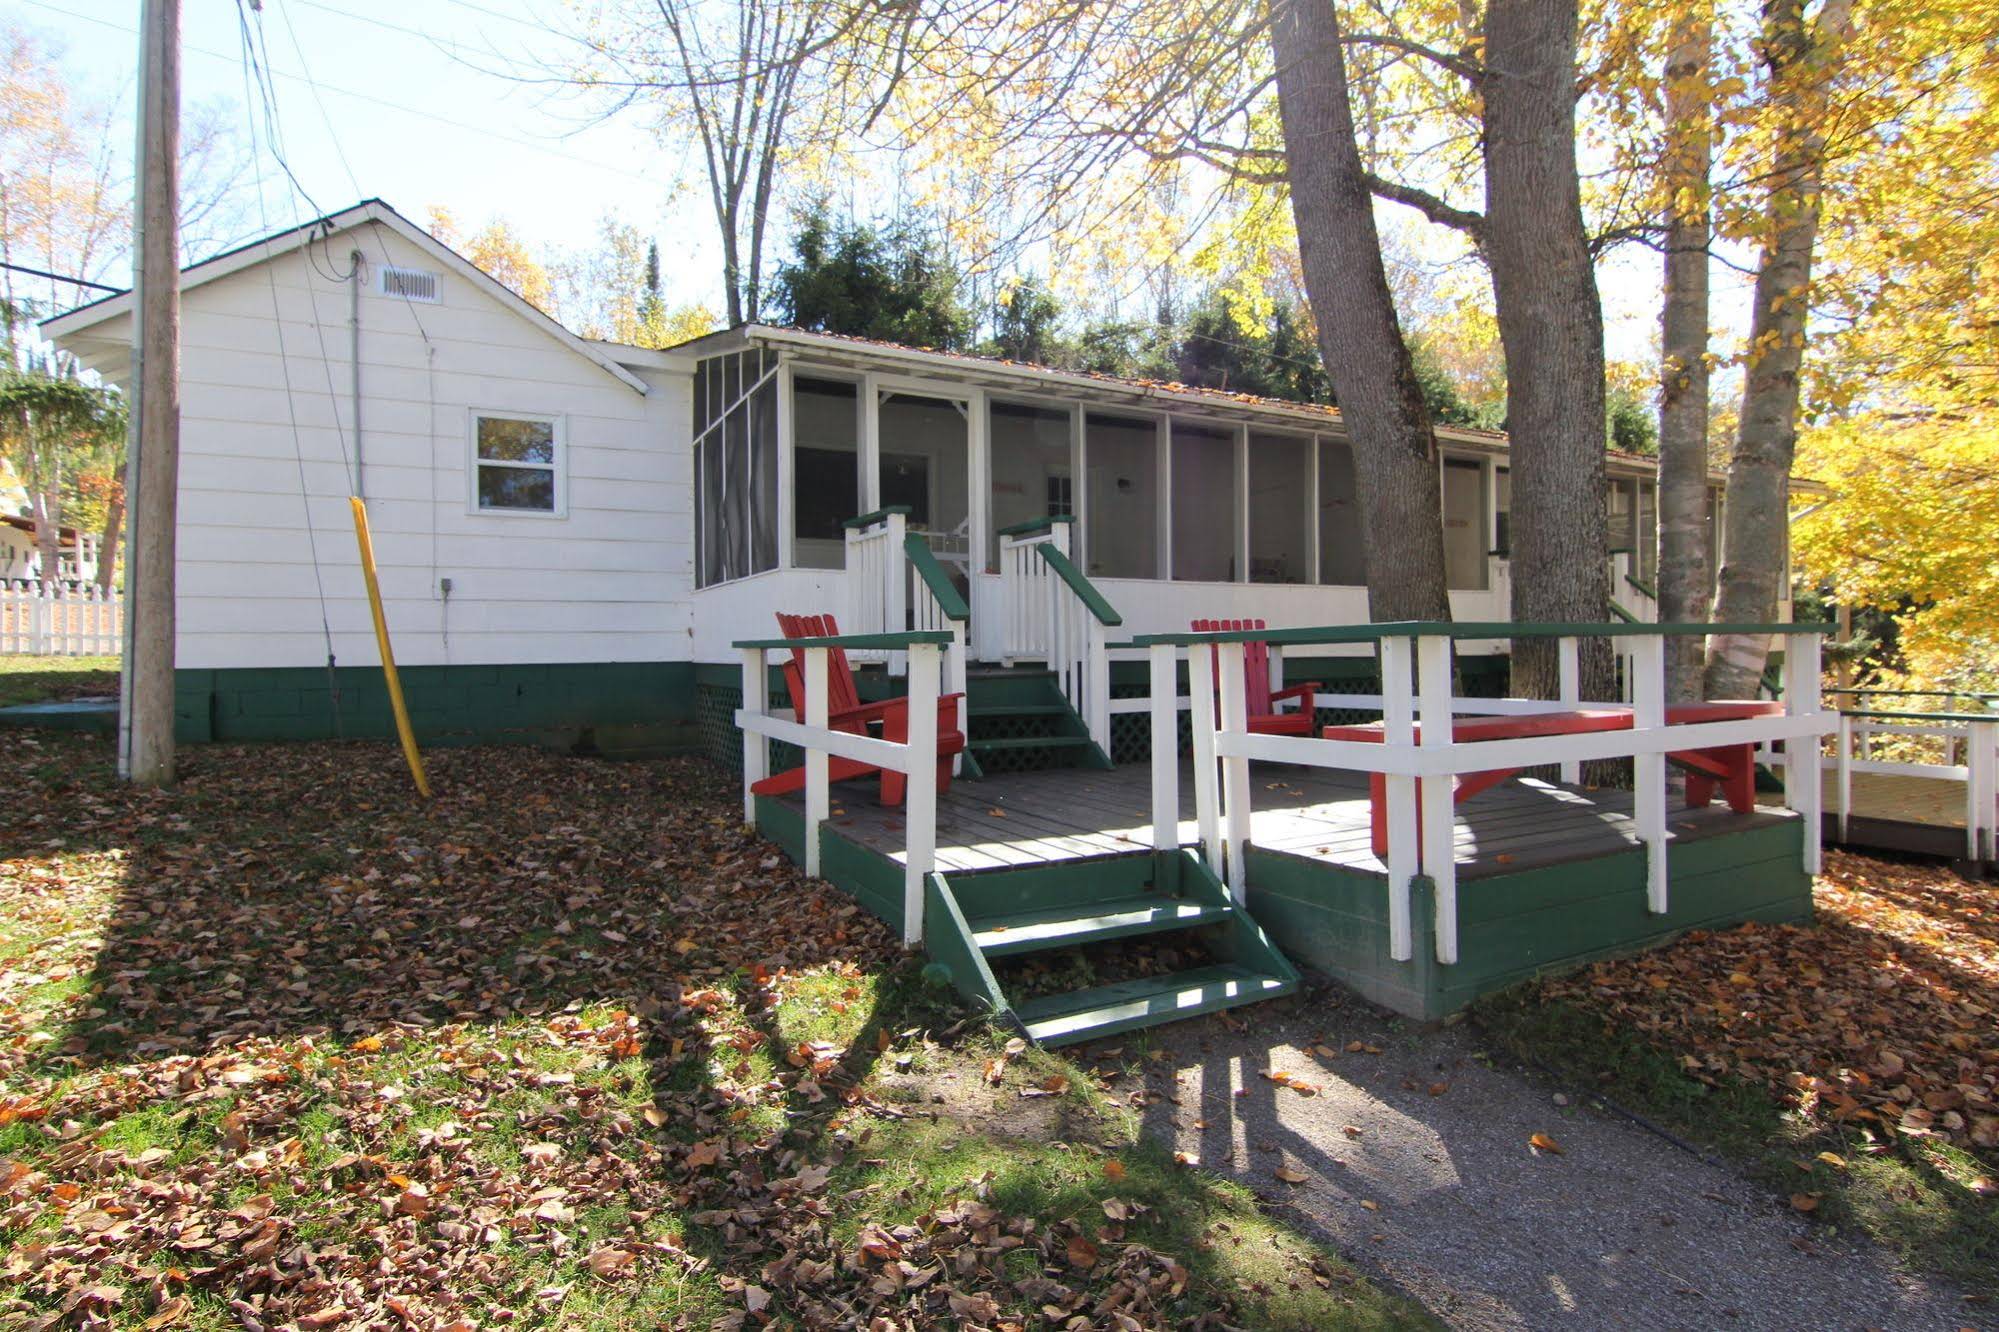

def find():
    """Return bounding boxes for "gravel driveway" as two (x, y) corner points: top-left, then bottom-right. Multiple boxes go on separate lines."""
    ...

(1104, 985), (1980, 1331)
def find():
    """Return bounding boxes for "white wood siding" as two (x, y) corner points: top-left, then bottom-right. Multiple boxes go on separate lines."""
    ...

(165, 221), (691, 670)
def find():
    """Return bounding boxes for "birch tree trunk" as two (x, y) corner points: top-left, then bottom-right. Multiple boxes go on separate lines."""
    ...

(1658, 6), (1714, 702)
(1705, 0), (1853, 699)
(1481, 0), (1611, 699)
(1268, 0), (1452, 622)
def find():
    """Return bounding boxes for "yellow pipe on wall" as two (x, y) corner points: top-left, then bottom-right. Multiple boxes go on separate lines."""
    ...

(349, 496), (431, 798)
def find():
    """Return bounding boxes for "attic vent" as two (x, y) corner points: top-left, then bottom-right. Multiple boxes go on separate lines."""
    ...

(378, 265), (441, 303)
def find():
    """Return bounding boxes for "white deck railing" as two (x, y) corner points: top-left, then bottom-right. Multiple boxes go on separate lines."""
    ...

(1781, 692), (1996, 862)
(997, 517), (1117, 752)
(737, 629), (948, 949)
(0, 583), (123, 655)
(1129, 621), (1833, 967)
(843, 509), (910, 669)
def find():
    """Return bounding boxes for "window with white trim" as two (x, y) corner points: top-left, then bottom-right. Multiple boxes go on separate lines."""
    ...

(472, 412), (561, 513)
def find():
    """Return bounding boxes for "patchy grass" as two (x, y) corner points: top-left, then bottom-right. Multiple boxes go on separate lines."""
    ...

(0, 653), (120, 707)
(1477, 849), (1998, 1297)
(0, 729), (1423, 1330)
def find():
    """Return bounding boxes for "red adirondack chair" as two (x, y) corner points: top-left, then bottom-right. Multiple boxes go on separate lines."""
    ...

(748, 612), (965, 807)
(1191, 618), (1323, 736)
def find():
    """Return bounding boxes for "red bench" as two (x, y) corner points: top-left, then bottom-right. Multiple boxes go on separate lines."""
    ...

(1320, 701), (1781, 859)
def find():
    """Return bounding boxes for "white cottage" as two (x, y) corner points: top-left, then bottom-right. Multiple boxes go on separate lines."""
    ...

(44, 199), (1750, 756)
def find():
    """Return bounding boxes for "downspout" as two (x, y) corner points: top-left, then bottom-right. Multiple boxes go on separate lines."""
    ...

(350, 249), (364, 497)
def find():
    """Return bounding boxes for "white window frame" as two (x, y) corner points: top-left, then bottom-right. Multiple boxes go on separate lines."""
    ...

(467, 409), (567, 519)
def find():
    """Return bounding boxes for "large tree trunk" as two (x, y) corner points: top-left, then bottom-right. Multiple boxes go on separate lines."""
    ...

(1268, 0), (1452, 623)
(1705, 0), (1852, 699)
(96, 491), (123, 592)
(1481, 0), (1612, 699)
(1657, 7), (1714, 702)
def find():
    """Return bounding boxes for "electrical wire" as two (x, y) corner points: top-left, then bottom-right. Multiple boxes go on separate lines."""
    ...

(234, 0), (344, 731)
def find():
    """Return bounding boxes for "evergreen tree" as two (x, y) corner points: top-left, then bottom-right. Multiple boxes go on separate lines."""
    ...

(772, 206), (976, 350)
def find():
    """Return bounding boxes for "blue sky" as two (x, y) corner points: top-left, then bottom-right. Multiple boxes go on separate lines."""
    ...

(11, 0), (726, 309)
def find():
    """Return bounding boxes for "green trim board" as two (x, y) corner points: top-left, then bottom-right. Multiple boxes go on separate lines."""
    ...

(174, 661), (699, 749)
(1244, 818), (1812, 1019)
(1130, 620), (1831, 647)
(1034, 544), (1123, 625)
(842, 505), (913, 529)
(996, 514), (1076, 536)
(903, 534), (971, 620)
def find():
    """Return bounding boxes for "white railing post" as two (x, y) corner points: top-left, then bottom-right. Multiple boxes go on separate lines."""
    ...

(1217, 640), (1253, 905)
(1415, 633), (1457, 964)
(1835, 711), (1852, 842)
(1631, 635), (1669, 913)
(946, 618), (967, 778)
(31, 586), (49, 655)
(1782, 632), (1824, 874)
(1380, 635), (1417, 962)
(903, 641), (940, 948)
(885, 510), (908, 674)
(803, 646), (830, 879)
(1557, 635), (1581, 783)
(1187, 639), (1222, 877)
(1149, 642), (1179, 851)
(740, 646), (768, 824)
(1087, 617), (1111, 753)
(1968, 718), (1995, 863)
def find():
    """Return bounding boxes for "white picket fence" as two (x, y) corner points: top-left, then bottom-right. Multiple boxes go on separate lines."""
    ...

(0, 583), (124, 655)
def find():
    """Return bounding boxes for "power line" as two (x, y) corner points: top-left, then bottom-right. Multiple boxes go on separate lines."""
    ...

(18, 0), (661, 186)
(0, 261), (119, 292)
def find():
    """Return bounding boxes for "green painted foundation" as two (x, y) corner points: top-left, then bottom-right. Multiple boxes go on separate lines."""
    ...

(1245, 819), (1813, 1019)
(175, 661), (701, 751)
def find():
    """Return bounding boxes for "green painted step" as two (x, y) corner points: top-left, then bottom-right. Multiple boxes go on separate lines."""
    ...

(966, 704), (1073, 718)
(969, 895), (1234, 957)
(1015, 963), (1298, 1047)
(967, 735), (1096, 753)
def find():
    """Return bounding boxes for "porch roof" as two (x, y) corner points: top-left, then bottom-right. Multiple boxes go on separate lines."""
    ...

(666, 324), (1770, 487)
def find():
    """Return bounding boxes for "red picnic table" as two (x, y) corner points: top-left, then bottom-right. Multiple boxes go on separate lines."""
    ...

(1319, 702), (1781, 860)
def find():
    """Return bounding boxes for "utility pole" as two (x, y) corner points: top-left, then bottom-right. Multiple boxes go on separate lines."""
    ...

(120, 0), (180, 786)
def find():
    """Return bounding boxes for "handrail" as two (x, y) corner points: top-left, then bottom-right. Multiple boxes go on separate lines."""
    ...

(841, 505), (914, 530)
(1838, 707), (1996, 724)
(996, 513), (1076, 537)
(1129, 619), (1830, 648)
(1035, 543), (1122, 626)
(1606, 600), (1640, 625)
(903, 532), (969, 622)
(1828, 686), (1999, 703)
(1624, 573), (1657, 599)
(733, 629), (954, 651)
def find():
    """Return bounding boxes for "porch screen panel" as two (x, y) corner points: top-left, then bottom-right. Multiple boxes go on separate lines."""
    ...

(1636, 479), (1657, 580)
(792, 377), (860, 570)
(1318, 439), (1366, 585)
(1249, 431), (1310, 583)
(988, 401), (1072, 569)
(692, 348), (779, 586)
(1171, 421), (1236, 581)
(1443, 460), (1487, 589)
(880, 392), (969, 579)
(1084, 413), (1156, 579)
(750, 369), (778, 574)
(1607, 478), (1636, 559)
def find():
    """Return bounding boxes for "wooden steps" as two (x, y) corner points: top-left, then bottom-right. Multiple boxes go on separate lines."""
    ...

(960, 665), (1110, 775)
(1016, 964), (1291, 1045)
(969, 894), (1234, 957)
(921, 848), (1298, 1048)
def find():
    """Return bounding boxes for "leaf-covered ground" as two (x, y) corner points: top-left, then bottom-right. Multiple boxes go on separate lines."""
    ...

(1483, 847), (1998, 1292)
(0, 728), (1425, 1332)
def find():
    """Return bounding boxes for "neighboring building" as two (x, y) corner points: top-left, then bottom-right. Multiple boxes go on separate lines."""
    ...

(43, 199), (1773, 751)
(0, 512), (98, 586)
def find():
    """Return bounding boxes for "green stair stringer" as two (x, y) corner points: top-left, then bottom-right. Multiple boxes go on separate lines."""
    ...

(920, 848), (1298, 1047)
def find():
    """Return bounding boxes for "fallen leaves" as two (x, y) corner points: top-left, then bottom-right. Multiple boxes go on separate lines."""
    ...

(1536, 849), (1999, 1158)
(1528, 1133), (1565, 1156)
(1272, 1166), (1308, 1184)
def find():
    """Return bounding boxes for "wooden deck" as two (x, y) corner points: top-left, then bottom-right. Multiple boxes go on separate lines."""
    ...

(1821, 768), (1984, 861)
(791, 762), (1798, 879)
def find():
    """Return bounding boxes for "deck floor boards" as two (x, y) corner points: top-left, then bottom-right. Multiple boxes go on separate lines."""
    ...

(794, 761), (1800, 879)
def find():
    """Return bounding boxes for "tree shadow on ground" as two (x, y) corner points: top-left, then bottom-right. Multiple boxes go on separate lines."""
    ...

(2, 731), (932, 1327)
